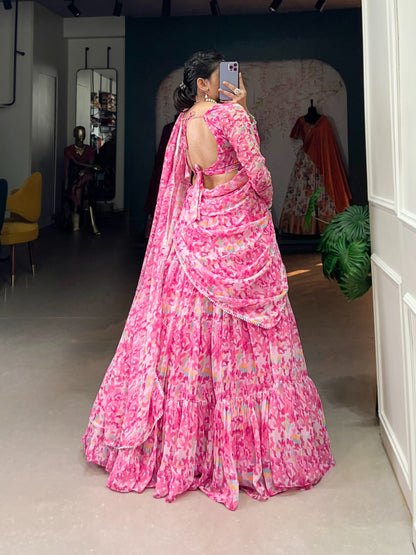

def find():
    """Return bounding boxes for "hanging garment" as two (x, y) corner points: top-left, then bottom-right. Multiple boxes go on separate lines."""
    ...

(144, 120), (176, 238)
(279, 115), (352, 235)
(145, 120), (176, 217)
(82, 103), (334, 511)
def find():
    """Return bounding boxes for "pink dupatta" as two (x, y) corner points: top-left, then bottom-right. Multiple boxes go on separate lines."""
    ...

(85, 115), (191, 453)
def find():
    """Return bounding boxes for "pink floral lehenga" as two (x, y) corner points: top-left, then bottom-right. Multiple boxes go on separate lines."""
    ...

(82, 103), (334, 510)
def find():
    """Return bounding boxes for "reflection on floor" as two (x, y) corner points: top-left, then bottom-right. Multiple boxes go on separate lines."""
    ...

(0, 213), (413, 554)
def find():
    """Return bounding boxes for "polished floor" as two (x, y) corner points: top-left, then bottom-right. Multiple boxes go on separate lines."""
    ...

(0, 213), (413, 555)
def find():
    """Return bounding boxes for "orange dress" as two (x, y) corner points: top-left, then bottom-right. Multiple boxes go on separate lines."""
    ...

(279, 116), (352, 235)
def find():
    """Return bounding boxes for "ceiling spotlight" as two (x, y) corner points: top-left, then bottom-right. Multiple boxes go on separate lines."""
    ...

(269, 0), (283, 13)
(3, 0), (12, 8)
(113, 1), (122, 16)
(67, 2), (80, 17)
(315, 0), (327, 11)
(210, 0), (221, 16)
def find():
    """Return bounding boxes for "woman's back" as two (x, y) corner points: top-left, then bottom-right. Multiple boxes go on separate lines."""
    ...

(184, 103), (240, 189)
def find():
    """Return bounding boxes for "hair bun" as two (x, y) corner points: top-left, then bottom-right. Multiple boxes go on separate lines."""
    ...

(173, 50), (224, 113)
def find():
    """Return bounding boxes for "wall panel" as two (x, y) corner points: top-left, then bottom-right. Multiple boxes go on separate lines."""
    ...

(362, 1), (396, 205)
(371, 257), (410, 507)
(369, 204), (400, 275)
(397, 2), (416, 218)
(403, 293), (416, 518)
(363, 0), (416, 531)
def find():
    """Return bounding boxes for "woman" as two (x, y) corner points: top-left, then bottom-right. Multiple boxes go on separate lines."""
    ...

(82, 50), (335, 511)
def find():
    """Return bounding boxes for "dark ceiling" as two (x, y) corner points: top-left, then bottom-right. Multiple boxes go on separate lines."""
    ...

(21, 0), (361, 18)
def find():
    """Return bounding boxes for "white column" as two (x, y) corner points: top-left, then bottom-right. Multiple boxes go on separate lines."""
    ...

(362, 0), (416, 546)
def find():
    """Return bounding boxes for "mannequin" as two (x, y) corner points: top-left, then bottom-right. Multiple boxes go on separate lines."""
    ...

(64, 126), (101, 235)
(303, 99), (321, 125)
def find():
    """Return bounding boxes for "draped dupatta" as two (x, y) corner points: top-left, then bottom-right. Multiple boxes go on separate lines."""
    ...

(86, 114), (191, 451)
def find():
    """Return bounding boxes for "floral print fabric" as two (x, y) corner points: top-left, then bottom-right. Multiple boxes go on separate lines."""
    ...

(279, 148), (336, 235)
(82, 103), (334, 510)
(279, 115), (351, 235)
(176, 104), (287, 328)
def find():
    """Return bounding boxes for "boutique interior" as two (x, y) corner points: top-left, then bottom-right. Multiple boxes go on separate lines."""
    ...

(0, 1), (415, 553)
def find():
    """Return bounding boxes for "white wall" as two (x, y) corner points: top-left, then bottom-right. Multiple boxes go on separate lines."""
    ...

(32, 2), (67, 226)
(65, 19), (125, 211)
(0, 1), (34, 191)
(362, 0), (416, 546)
(0, 4), (16, 104)
(0, 1), (67, 227)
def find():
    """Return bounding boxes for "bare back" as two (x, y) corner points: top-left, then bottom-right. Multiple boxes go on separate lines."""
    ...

(185, 104), (238, 189)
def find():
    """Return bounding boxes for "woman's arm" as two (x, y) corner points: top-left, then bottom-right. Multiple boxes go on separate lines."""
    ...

(221, 104), (273, 207)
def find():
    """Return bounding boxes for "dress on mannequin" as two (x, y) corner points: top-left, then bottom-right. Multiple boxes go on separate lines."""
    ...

(64, 126), (101, 235)
(279, 107), (352, 235)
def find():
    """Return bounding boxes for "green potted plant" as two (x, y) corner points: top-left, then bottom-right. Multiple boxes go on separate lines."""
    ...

(305, 188), (371, 301)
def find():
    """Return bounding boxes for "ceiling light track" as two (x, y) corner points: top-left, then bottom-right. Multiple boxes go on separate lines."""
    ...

(113, 1), (122, 17)
(315, 0), (328, 12)
(65, 1), (80, 17)
(210, 0), (221, 16)
(269, 0), (282, 13)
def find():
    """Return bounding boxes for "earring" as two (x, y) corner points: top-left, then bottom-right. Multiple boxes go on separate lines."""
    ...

(204, 92), (216, 104)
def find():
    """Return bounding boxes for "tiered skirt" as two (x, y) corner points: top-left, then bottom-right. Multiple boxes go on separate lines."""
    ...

(83, 246), (334, 510)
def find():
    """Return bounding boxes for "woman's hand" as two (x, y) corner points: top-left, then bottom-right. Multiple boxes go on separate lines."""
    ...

(218, 72), (247, 111)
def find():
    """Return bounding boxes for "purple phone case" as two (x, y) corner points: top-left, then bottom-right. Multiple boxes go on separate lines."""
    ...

(219, 61), (239, 101)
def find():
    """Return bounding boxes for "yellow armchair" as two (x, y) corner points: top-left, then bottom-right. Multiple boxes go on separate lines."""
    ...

(0, 172), (42, 287)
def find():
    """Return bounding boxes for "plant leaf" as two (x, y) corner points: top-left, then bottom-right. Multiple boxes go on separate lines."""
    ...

(321, 239), (371, 300)
(339, 265), (372, 301)
(319, 204), (371, 254)
(304, 187), (325, 231)
(338, 240), (370, 276)
(322, 251), (340, 279)
(321, 237), (347, 280)
(330, 205), (370, 245)
(319, 218), (346, 253)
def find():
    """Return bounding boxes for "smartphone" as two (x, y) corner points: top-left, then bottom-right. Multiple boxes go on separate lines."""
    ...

(219, 61), (239, 102)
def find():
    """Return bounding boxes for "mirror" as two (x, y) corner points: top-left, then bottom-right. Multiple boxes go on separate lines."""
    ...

(76, 68), (117, 203)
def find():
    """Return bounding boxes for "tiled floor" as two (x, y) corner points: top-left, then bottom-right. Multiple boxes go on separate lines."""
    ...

(0, 213), (413, 554)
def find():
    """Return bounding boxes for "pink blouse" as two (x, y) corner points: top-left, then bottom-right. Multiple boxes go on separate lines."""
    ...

(183, 103), (273, 207)
(174, 102), (287, 329)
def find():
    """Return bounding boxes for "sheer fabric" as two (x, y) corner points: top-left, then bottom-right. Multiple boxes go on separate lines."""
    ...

(82, 103), (334, 510)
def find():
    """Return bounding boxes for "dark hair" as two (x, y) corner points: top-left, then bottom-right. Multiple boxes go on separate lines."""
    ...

(173, 50), (225, 112)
